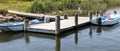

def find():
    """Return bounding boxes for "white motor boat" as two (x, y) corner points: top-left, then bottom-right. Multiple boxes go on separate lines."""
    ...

(91, 14), (120, 26)
(0, 19), (44, 32)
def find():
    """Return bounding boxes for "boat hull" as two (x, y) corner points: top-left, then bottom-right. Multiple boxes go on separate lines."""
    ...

(91, 18), (120, 26)
(0, 25), (23, 32)
(9, 25), (23, 31)
(0, 19), (44, 32)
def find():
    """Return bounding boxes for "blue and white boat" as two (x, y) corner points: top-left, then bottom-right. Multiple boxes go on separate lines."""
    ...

(91, 14), (120, 26)
(0, 19), (44, 32)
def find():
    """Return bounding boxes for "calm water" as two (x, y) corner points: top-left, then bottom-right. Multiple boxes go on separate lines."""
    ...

(1, 8), (120, 51)
(0, 25), (120, 51)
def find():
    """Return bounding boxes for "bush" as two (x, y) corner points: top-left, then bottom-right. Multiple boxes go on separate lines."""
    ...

(0, 9), (8, 16)
(28, 0), (57, 13)
(28, 0), (80, 14)
(20, 0), (34, 1)
(56, 10), (77, 16)
(28, 0), (108, 16)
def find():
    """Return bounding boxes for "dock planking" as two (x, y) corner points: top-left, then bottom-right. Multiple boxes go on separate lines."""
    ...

(27, 17), (90, 34)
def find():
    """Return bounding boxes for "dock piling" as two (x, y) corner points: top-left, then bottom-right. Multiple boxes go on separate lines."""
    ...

(89, 11), (93, 21)
(64, 14), (68, 19)
(75, 13), (78, 29)
(55, 16), (60, 35)
(24, 19), (28, 32)
(99, 10), (103, 16)
(44, 17), (50, 23)
(96, 10), (99, 18)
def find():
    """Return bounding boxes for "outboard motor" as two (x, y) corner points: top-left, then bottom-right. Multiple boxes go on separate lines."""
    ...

(41, 16), (45, 21)
(97, 18), (102, 26)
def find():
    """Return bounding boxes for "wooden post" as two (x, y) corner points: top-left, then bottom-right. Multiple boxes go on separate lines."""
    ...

(44, 17), (50, 23)
(96, 10), (99, 18)
(99, 10), (103, 16)
(24, 19), (28, 32)
(88, 11), (93, 21)
(114, 11), (117, 14)
(75, 13), (78, 29)
(74, 13), (79, 44)
(78, 7), (82, 16)
(55, 16), (60, 35)
(64, 14), (68, 19)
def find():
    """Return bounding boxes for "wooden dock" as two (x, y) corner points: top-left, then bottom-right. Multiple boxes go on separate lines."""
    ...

(27, 17), (90, 34)
(7, 10), (96, 35)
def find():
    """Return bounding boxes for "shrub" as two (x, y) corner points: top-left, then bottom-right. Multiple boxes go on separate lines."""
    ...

(0, 9), (8, 16)
(57, 10), (77, 16)
(28, 0), (57, 13)
(28, 0), (120, 16)
(28, 0), (80, 14)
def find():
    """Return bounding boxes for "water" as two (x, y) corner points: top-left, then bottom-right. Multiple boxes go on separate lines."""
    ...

(1, 25), (120, 51)
(0, 8), (120, 51)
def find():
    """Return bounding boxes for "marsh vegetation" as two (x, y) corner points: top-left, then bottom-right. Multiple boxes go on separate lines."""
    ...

(0, 0), (120, 16)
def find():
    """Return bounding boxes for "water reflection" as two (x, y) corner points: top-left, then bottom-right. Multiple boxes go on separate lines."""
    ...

(55, 28), (79, 51)
(23, 32), (30, 44)
(89, 25), (102, 39)
(89, 25), (93, 39)
(54, 27), (82, 51)
(0, 32), (15, 42)
(96, 26), (102, 33)
(0, 31), (31, 44)
(74, 29), (78, 44)
(55, 35), (60, 51)
(0, 24), (119, 51)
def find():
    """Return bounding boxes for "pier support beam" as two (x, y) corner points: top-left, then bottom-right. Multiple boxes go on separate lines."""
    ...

(55, 16), (60, 35)
(88, 11), (93, 39)
(44, 17), (50, 23)
(75, 13), (78, 29)
(99, 10), (103, 16)
(64, 14), (68, 19)
(24, 19), (28, 32)
(88, 11), (93, 21)
(96, 10), (99, 18)
(74, 13), (78, 44)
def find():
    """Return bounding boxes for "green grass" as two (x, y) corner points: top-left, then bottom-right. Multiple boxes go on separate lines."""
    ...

(0, 0), (120, 16)
(0, 1), (33, 12)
